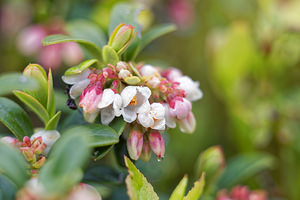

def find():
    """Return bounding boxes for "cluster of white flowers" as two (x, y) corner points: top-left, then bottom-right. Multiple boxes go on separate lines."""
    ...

(63, 62), (202, 160)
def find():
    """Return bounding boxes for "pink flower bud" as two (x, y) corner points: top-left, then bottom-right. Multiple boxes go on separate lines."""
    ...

(38, 44), (62, 70)
(140, 138), (151, 162)
(169, 97), (192, 120)
(178, 111), (196, 133)
(149, 131), (165, 159)
(22, 136), (31, 147)
(127, 129), (143, 160)
(230, 186), (250, 199)
(79, 84), (103, 114)
(62, 42), (84, 66)
(162, 68), (183, 81)
(108, 23), (136, 54)
(20, 147), (34, 161)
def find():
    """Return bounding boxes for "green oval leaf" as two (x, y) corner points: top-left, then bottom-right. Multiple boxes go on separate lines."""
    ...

(216, 153), (275, 189)
(13, 91), (49, 125)
(65, 59), (99, 75)
(0, 175), (17, 200)
(39, 131), (91, 195)
(109, 117), (126, 137)
(124, 76), (141, 85)
(45, 111), (61, 131)
(0, 142), (30, 188)
(65, 124), (119, 148)
(47, 69), (56, 118)
(42, 34), (102, 60)
(102, 45), (119, 65)
(93, 145), (114, 161)
(0, 97), (33, 139)
(0, 73), (39, 96)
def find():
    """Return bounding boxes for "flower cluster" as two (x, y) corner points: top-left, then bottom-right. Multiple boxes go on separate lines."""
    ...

(217, 186), (267, 200)
(1, 130), (60, 170)
(63, 61), (202, 161)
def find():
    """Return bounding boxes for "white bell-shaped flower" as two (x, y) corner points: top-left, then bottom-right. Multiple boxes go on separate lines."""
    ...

(177, 76), (203, 101)
(138, 103), (166, 130)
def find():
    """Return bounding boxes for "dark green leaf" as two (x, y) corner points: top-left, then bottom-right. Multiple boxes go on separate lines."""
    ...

(65, 59), (99, 75)
(67, 20), (107, 50)
(47, 69), (56, 118)
(0, 142), (30, 188)
(42, 34), (102, 60)
(0, 97), (33, 139)
(83, 164), (124, 184)
(216, 153), (275, 189)
(65, 124), (119, 148)
(39, 131), (91, 195)
(0, 73), (38, 96)
(109, 117), (126, 137)
(13, 91), (49, 125)
(93, 145), (114, 160)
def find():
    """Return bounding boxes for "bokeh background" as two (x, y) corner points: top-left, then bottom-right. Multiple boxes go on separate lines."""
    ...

(1, 0), (300, 199)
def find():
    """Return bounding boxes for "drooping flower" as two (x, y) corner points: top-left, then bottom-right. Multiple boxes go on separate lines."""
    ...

(140, 138), (152, 162)
(178, 111), (196, 134)
(62, 68), (91, 99)
(138, 103), (166, 130)
(177, 76), (203, 101)
(148, 131), (165, 159)
(169, 97), (192, 120)
(127, 128), (144, 160)
(98, 88), (122, 125)
(120, 86), (151, 123)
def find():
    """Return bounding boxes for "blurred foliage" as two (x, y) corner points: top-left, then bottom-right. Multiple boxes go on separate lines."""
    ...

(0, 0), (300, 199)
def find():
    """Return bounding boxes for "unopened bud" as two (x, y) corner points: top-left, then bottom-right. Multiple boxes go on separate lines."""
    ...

(20, 147), (34, 161)
(118, 69), (132, 80)
(32, 156), (46, 169)
(23, 64), (48, 89)
(140, 138), (151, 162)
(116, 61), (129, 71)
(33, 142), (47, 154)
(149, 131), (165, 159)
(22, 136), (31, 147)
(30, 130), (60, 155)
(127, 129), (143, 160)
(108, 23), (136, 54)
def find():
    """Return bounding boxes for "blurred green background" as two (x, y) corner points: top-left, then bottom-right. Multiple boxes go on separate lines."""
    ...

(1, 0), (300, 199)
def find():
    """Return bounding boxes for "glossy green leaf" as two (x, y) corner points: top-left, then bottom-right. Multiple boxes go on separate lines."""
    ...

(109, 3), (142, 35)
(109, 117), (126, 137)
(170, 175), (188, 200)
(58, 111), (87, 131)
(13, 91), (49, 125)
(67, 20), (107, 50)
(216, 153), (275, 189)
(0, 97), (33, 139)
(42, 34), (102, 60)
(139, 24), (176, 54)
(45, 111), (61, 131)
(183, 173), (205, 200)
(0, 175), (17, 200)
(0, 73), (39, 96)
(125, 156), (159, 200)
(102, 45), (119, 65)
(65, 59), (99, 75)
(65, 124), (119, 148)
(0, 142), (30, 188)
(47, 69), (55, 118)
(124, 76), (141, 85)
(83, 164), (123, 184)
(39, 131), (91, 195)
(93, 145), (114, 161)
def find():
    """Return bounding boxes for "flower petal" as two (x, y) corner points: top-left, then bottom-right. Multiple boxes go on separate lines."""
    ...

(121, 86), (137, 107)
(150, 103), (165, 119)
(122, 106), (137, 123)
(69, 79), (90, 99)
(113, 94), (123, 117)
(62, 69), (91, 85)
(98, 89), (115, 109)
(101, 106), (115, 125)
(84, 109), (100, 123)
(152, 118), (165, 130)
(138, 112), (154, 128)
(137, 86), (151, 100)
(136, 101), (150, 114)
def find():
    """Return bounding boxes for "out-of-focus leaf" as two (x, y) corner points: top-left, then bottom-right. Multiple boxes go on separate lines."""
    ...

(83, 164), (124, 184)
(65, 59), (99, 75)
(45, 111), (61, 131)
(42, 34), (102, 60)
(65, 124), (119, 148)
(109, 3), (142, 35)
(39, 131), (91, 195)
(67, 20), (107, 50)
(0, 97), (33, 139)
(216, 153), (275, 189)
(47, 69), (55, 118)
(169, 175), (188, 200)
(183, 173), (205, 200)
(124, 156), (159, 200)
(0, 142), (29, 188)
(13, 91), (49, 124)
(0, 175), (17, 200)
(58, 111), (87, 131)
(0, 73), (38, 96)
(110, 117), (126, 137)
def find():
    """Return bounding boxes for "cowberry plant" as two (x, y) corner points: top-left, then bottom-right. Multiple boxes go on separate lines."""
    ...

(0, 2), (272, 200)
